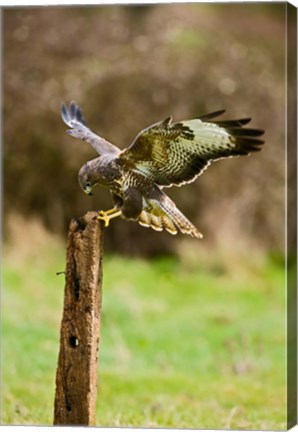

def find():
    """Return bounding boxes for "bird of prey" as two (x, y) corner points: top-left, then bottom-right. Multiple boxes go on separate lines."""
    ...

(61, 101), (264, 238)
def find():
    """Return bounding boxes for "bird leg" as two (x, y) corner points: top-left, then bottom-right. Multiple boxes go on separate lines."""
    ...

(97, 208), (122, 227)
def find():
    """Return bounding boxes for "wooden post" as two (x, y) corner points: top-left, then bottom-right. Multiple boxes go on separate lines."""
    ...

(54, 211), (103, 426)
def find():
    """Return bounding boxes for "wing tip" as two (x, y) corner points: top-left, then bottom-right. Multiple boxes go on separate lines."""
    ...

(198, 112), (265, 138)
(61, 101), (86, 127)
(197, 109), (226, 121)
(61, 102), (69, 125)
(234, 135), (265, 153)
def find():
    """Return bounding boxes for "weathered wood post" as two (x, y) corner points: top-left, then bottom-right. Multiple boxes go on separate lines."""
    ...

(54, 211), (103, 426)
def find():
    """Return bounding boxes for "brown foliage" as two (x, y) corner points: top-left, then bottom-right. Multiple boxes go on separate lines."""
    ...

(3, 4), (290, 256)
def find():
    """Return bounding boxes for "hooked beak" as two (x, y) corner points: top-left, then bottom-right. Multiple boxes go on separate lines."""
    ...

(84, 185), (93, 196)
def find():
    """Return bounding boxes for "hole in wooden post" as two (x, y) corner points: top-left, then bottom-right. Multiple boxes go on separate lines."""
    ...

(74, 275), (80, 300)
(75, 217), (87, 231)
(69, 336), (79, 348)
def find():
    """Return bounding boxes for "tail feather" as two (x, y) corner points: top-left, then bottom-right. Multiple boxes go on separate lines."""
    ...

(161, 200), (203, 239)
(138, 210), (178, 235)
(162, 215), (178, 235)
(138, 194), (203, 239)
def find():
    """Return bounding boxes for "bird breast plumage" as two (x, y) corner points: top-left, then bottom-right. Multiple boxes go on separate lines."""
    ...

(111, 163), (156, 199)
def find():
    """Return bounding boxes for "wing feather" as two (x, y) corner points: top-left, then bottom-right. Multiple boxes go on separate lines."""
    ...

(61, 101), (120, 156)
(120, 111), (264, 187)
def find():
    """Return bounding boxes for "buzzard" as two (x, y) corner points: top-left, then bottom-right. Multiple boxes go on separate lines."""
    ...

(61, 101), (264, 238)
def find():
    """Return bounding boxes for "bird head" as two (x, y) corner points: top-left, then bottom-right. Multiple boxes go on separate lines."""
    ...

(78, 163), (94, 196)
(78, 157), (121, 196)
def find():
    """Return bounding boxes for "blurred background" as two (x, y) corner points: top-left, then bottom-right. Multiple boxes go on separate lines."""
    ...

(2, 3), (293, 428)
(3, 2), (291, 256)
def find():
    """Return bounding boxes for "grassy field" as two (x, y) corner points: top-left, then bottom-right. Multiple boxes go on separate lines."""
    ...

(1, 220), (286, 428)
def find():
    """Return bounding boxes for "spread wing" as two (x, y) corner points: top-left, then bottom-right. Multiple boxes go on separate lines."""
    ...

(120, 110), (265, 187)
(61, 101), (120, 156)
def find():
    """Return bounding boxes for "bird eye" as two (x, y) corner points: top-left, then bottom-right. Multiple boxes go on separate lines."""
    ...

(86, 181), (91, 187)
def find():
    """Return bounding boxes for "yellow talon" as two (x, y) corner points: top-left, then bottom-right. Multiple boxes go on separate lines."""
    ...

(98, 210), (112, 227)
(97, 208), (122, 227)
(97, 211), (110, 227)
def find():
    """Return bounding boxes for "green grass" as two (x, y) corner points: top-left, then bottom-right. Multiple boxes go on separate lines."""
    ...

(1, 237), (286, 428)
